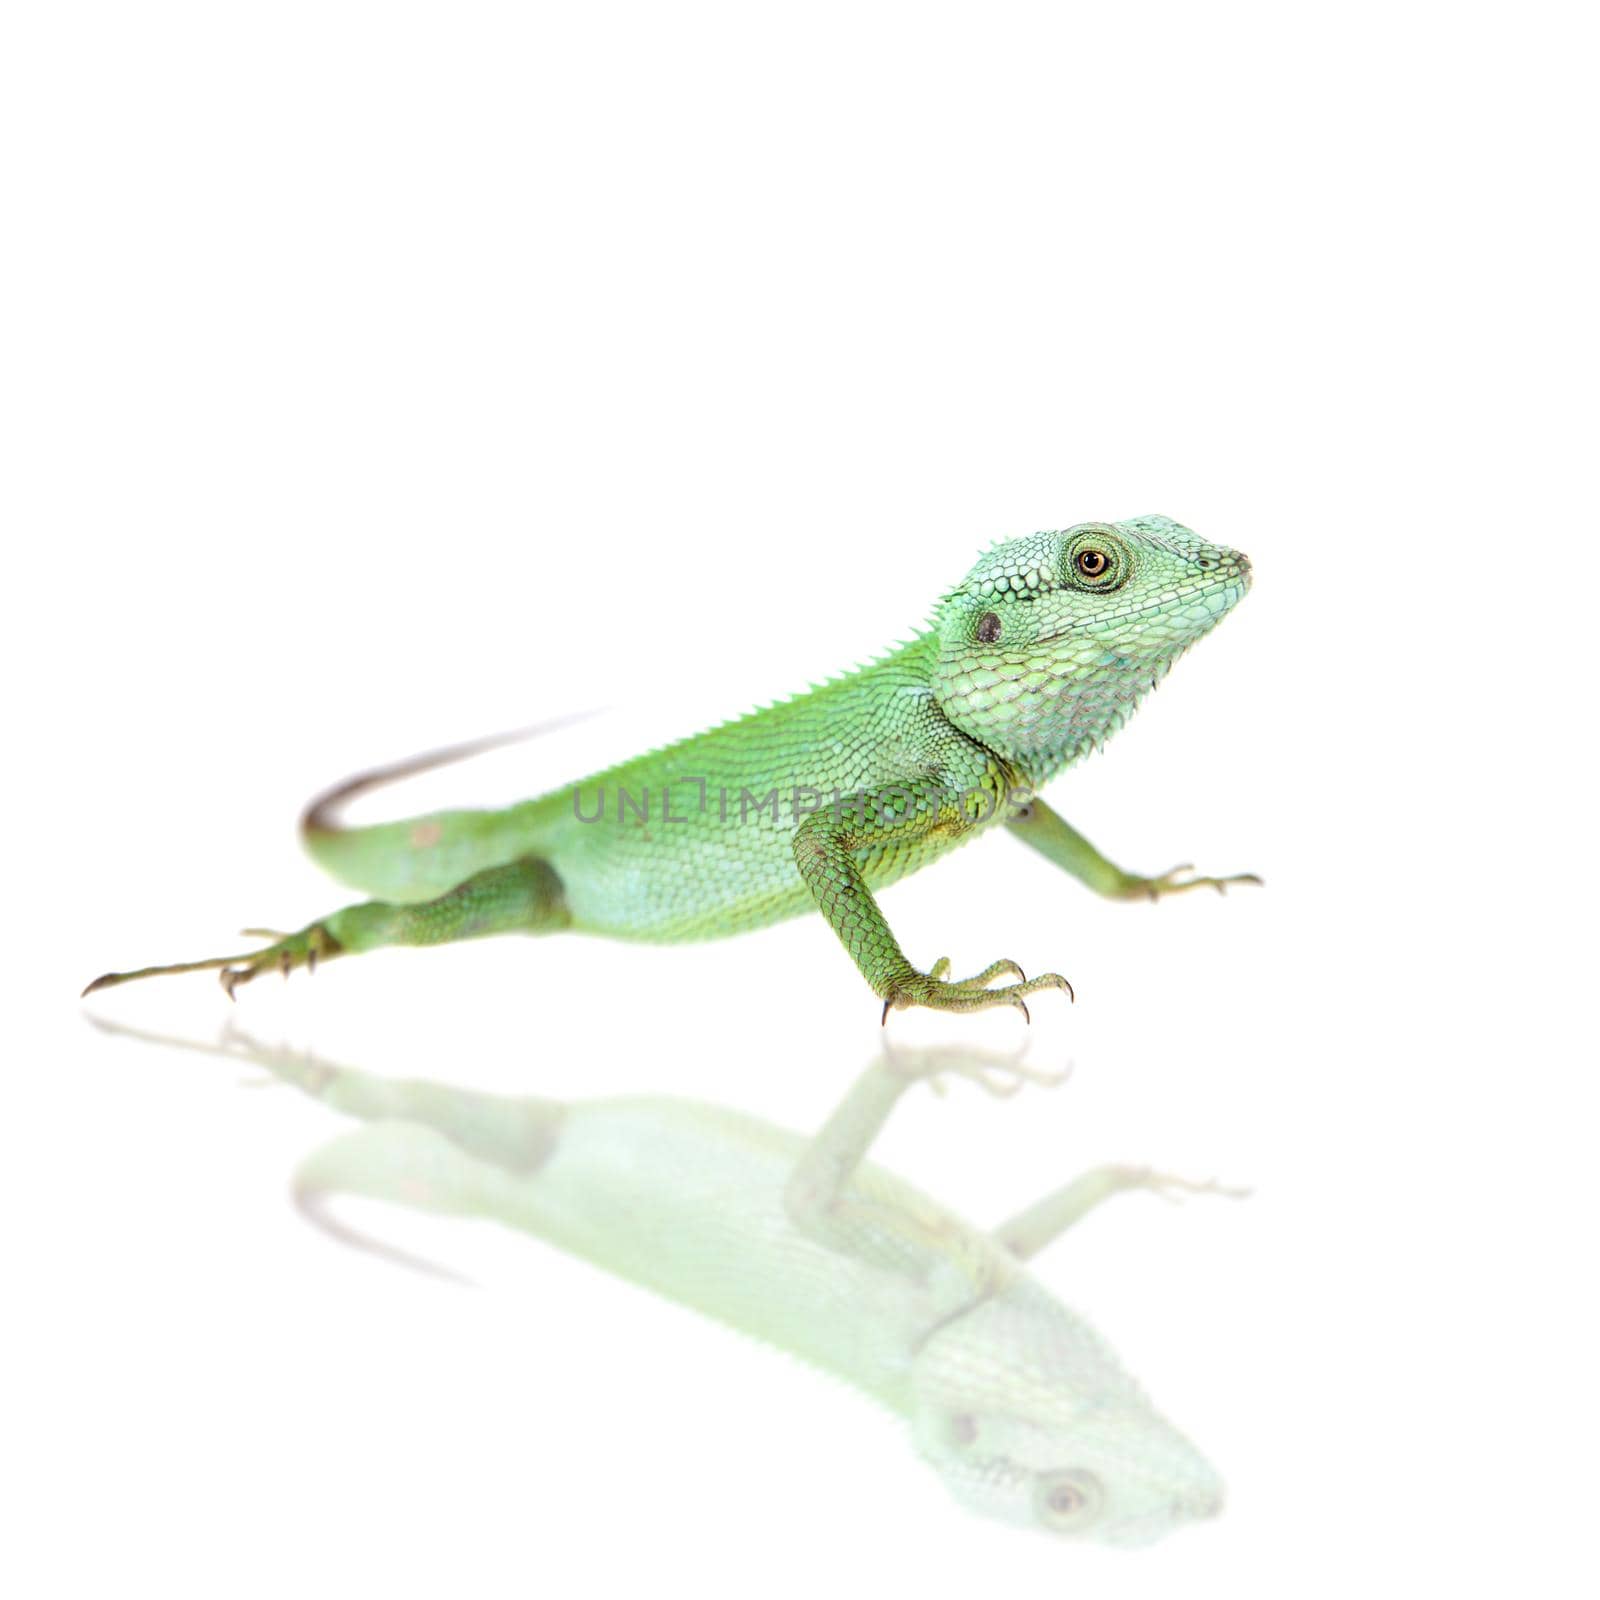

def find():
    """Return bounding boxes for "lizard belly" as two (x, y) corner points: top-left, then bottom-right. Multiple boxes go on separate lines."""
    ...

(495, 1098), (960, 1407)
(535, 662), (990, 940)
(545, 807), (968, 941)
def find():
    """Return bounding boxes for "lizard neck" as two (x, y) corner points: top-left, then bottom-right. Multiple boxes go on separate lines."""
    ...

(933, 642), (1184, 789)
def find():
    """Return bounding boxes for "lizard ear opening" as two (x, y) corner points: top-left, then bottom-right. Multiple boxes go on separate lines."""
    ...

(976, 611), (1003, 644)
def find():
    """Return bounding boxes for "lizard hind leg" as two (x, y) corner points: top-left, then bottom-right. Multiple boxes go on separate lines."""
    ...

(81, 854), (571, 999)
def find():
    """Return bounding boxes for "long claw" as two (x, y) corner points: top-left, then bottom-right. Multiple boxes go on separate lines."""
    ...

(1142, 864), (1263, 900)
(878, 961), (1072, 1020)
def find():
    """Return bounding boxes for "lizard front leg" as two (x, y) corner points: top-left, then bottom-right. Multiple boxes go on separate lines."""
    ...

(1006, 795), (1260, 902)
(994, 1165), (1247, 1260)
(783, 1046), (1059, 1284)
(791, 782), (1072, 1020)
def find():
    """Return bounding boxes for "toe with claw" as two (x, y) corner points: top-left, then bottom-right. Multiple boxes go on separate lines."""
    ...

(879, 957), (1074, 1024)
(881, 1039), (1073, 1097)
(1125, 864), (1263, 901)
(219, 924), (340, 999)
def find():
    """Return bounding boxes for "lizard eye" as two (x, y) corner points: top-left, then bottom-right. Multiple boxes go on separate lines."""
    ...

(1035, 1470), (1103, 1531)
(1064, 528), (1128, 592)
(975, 611), (1003, 644)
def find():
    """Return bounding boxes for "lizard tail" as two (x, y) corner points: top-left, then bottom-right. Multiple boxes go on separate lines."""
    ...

(301, 712), (599, 902)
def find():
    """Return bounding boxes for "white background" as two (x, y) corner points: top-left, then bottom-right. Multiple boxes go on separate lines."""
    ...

(4, 3), (1596, 1596)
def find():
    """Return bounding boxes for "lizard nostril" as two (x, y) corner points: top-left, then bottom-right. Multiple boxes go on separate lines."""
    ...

(1176, 1489), (1225, 1520)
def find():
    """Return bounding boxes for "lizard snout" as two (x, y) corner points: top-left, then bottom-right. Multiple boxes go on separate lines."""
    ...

(1176, 1485), (1226, 1521)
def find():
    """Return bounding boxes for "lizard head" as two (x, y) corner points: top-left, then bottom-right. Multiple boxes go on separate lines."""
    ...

(930, 516), (1250, 771)
(911, 1281), (1224, 1546)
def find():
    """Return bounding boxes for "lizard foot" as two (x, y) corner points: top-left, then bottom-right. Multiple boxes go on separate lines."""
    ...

(927, 955), (1026, 988)
(217, 923), (341, 998)
(1120, 864), (1263, 902)
(882, 1039), (1072, 1097)
(81, 922), (342, 999)
(880, 960), (1074, 1024)
(1106, 1164), (1253, 1203)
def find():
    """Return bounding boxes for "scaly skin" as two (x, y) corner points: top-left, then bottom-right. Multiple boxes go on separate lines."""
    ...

(96, 1019), (1239, 1545)
(84, 515), (1256, 1015)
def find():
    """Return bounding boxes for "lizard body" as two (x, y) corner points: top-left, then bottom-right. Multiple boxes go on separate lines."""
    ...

(86, 515), (1254, 1013)
(111, 1022), (1233, 1545)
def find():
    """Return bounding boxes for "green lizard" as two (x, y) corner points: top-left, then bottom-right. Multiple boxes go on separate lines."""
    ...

(84, 515), (1255, 1017)
(95, 1019), (1238, 1545)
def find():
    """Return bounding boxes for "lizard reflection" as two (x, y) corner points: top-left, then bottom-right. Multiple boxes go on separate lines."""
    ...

(97, 1021), (1241, 1546)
